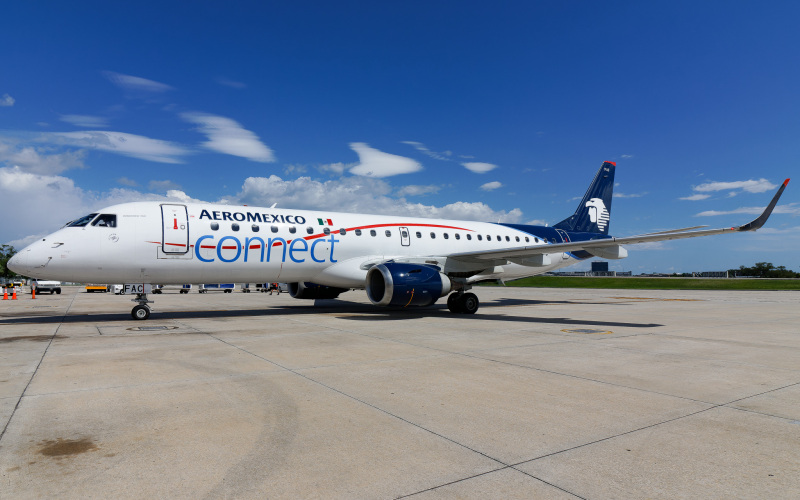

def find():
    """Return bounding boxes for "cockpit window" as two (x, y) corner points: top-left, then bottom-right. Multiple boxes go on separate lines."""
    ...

(68, 213), (98, 227)
(91, 214), (117, 227)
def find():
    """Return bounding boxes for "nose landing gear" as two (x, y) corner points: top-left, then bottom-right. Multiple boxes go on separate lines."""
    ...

(131, 293), (153, 320)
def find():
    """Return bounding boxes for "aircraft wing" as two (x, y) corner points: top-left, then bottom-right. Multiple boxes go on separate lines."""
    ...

(448, 178), (790, 263)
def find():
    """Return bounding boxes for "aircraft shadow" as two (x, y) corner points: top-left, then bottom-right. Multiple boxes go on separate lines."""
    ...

(0, 298), (662, 329)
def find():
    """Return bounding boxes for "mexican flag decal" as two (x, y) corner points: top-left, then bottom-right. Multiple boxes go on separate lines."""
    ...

(317, 218), (333, 226)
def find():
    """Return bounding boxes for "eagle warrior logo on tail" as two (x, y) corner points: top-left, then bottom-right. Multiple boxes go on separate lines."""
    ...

(585, 198), (610, 232)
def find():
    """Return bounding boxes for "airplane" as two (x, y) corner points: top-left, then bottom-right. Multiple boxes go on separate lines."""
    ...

(8, 162), (789, 320)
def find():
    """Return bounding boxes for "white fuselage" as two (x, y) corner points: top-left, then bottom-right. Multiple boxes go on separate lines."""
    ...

(11, 201), (577, 286)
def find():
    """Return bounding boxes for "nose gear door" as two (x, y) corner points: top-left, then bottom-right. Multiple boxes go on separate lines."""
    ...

(161, 204), (189, 254)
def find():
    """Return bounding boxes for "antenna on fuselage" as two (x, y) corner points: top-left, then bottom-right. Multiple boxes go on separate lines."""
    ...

(270, 203), (277, 208)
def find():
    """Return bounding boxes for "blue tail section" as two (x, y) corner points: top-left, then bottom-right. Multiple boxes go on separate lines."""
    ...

(553, 161), (616, 235)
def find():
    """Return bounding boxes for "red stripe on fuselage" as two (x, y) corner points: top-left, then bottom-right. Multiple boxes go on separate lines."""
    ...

(150, 222), (476, 249)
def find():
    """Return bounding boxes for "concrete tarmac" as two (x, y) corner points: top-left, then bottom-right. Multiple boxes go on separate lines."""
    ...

(1, 285), (798, 499)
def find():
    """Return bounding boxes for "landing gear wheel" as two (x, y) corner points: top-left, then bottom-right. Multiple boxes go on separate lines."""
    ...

(460, 293), (479, 314)
(131, 305), (151, 320)
(447, 293), (463, 313)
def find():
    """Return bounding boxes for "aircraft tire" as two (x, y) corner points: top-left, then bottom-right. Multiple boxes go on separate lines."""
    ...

(460, 293), (479, 314)
(131, 305), (150, 321)
(447, 293), (463, 313)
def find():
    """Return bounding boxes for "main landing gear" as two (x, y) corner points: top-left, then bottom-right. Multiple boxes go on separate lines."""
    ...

(131, 293), (153, 320)
(447, 292), (479, 314)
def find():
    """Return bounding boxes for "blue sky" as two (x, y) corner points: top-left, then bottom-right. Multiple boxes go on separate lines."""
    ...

(1, 1), (798, 273)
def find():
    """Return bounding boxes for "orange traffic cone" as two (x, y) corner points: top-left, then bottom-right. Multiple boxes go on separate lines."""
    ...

(12, 288), (18, 300)
(2, 287), (7, 300)
(32, 287), (36, 299)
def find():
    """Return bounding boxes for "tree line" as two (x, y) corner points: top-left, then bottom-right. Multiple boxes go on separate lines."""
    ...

(728, 262), (800, 278)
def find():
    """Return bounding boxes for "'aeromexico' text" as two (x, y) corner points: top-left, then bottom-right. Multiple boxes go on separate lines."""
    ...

(199, 209), (306, 225)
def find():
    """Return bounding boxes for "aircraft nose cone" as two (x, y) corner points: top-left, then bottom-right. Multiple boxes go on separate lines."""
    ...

(7, 250), (28, 274)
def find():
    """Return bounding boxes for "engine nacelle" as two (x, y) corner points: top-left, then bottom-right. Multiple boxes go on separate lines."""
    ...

(366, 262), (451, 307)
(288, 282), (348, 300)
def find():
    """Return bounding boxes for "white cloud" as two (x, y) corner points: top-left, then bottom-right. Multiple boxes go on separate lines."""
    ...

(44, 131), (190, 163)
(480, 181), (502, 191)
(317, 162), (350, 175)
(693, 178), (777, 194)
(402, 141), (452, 161)
(60, 114), (109, 128)
(148, 179), (182, 192)
(103, 71), (174, 93)
(216, 77), (247, 89)
(680, 194), (711, 201)
(234, 175), (522, 223)
(620, 154), (634, 159)
(117, 176), (138, 187)
(0, 94), (14, 107)
(348, 142), (422, 177)
(0, 140), (86, 174)
(462, 162), (498, 173)
(182, 112), (275, 163)
(614, 192), (646, 198)
(396, 184), (440, 197)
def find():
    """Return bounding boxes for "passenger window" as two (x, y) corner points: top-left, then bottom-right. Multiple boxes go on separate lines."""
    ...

(307, 227), (314, 234)
(289, 226), (296, 234)
(430, 232), (436, 239)
(443, 233), (449, 239)
(455, 234), (460, 240)
(232, 223), (240, 231)
(252, 224), (260, 232)
(211, 222), (219, 231)
(68, 213), (98, 227)
(370, 230), (377, 236)
(477, 235), (482, 241)
(515, 236), (520, 242)
(340, 228), (347, 235)
(271, 226), (279, 233)
(385, 230), (391, 237)
(323, 227), (331, 235)
(415, 232), (421, 238)
(466, 234), (472, 240)
(355, 229), (362, 236)
(91, 214), (117, 227)
(401, 230), (408, 238)
(505, 236), (510, 242)
(486, 235), (491, 241)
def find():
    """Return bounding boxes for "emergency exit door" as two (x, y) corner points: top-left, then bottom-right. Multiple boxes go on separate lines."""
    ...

(399, 226), (411, 246)
(161, 204), (189, 254)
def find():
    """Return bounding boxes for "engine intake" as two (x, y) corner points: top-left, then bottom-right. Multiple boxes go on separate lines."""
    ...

(288, 282), (348, 300)
(366, 262), (451, 307)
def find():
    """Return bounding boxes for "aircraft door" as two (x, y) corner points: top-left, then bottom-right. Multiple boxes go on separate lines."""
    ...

(555, 229), (570, 243)
(399, 226), (410, 246)
(161, 204), (189, 254)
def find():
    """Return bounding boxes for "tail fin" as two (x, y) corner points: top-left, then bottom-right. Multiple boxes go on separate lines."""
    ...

(553, 161), (616, 235)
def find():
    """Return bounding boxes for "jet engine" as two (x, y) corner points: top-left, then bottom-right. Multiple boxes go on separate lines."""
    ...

(365, 262), (451, 307)
(288, 282), (349, 300)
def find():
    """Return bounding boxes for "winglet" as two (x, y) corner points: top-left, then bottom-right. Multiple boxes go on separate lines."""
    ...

(737, 179), (789, 232)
